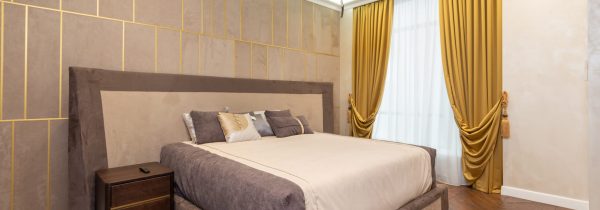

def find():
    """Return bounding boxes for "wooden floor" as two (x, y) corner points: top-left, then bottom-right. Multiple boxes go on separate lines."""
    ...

(446, 185), (570, 210)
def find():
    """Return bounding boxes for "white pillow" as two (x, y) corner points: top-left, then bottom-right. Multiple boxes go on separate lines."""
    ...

(182, 113), (197, 143)
(217, 113), (261, 143)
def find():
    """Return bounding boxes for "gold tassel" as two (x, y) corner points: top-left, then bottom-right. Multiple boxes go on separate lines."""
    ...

(501, 91), (510, 138)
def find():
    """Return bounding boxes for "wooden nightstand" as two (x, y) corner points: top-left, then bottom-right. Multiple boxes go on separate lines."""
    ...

(96, 162), (174, 210)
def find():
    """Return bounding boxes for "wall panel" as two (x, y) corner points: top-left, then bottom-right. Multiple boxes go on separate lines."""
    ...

(0, 0), (340, 208)
(27, 7), (60, 119)
(2, 4), (25, 120)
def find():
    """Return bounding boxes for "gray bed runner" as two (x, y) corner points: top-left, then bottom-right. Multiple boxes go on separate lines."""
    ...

(161, 143), (305, 210)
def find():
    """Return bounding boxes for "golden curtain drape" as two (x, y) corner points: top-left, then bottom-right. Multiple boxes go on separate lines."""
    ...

(350, 0), (394, 138)
(439, 0), (503, 193)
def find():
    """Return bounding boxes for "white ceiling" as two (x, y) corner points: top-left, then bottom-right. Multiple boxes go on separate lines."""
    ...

(310, 0), (378, 11)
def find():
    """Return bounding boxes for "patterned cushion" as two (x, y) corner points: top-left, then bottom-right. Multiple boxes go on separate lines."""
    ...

(217, 113), (261, 143)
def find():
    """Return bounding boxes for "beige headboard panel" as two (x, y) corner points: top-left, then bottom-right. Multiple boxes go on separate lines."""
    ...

(101, 91), (324, 167)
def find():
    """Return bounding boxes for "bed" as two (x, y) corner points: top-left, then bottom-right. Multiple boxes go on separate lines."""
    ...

(68, 67), (448, 210)
(162, 133), (443, 210)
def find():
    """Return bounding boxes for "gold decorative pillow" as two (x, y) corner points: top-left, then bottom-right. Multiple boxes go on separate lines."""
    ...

(217, 112), (261, 143)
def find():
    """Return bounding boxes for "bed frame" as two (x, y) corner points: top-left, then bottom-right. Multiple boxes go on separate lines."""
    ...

(68, 67), (448, 210)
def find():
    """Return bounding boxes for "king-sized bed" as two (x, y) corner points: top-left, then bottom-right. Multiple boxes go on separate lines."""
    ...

(162, 133), (437, 210)
(68, 67), (448, 210)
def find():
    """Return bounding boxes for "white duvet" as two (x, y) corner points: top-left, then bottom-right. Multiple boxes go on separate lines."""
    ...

(186, 133), (432, 210)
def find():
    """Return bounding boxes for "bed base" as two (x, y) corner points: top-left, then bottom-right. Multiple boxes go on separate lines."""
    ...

(174, 184), (449, 210)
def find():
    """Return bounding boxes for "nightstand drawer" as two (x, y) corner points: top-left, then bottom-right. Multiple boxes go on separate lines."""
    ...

(112, 195), (171, 210)
(111, 175), (171, 207)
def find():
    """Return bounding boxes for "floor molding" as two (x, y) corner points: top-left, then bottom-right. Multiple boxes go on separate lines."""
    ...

(501, 186), (589, 210)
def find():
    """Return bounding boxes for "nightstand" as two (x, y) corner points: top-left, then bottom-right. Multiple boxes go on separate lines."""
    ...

(96, 162), (174, 210)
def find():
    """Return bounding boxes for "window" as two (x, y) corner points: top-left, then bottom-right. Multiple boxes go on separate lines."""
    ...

(372, 0), (466, 185)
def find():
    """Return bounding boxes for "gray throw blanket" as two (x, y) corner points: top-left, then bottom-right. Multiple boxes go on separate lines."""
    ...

(161, 143), (305, 210)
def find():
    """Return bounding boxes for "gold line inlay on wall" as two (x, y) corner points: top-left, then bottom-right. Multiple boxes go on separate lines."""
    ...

(0, 0), (341, 207)
(132, 0), (135, 22)
(1, 2), (5, 120)
(286, 0), (289, 47)
(180, 0), (184, 31)
(0, 118), (68, 122)
(46, 120), (51, 210)
(250, 43), (254, 78)
(58, 11), (63, 118)
(23, 6), (29, 119)
(239, 0), (243, 40)
(122, 21), (125, 71)
(1, 1), (340, 59)
(179, 32), (182, 73)
(154, 26), (158, 73)
(10, 121), (14, 210)
(271, 0), (274, 44)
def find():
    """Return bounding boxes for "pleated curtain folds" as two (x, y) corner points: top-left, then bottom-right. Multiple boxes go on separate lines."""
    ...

(439, 0), (503, 193)
(351, 0), (394, 138)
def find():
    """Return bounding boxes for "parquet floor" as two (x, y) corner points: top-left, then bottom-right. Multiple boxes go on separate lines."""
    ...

(446, 185), (570, 210)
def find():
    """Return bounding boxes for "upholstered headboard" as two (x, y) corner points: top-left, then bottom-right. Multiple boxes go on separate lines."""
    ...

(68, 67), (334, 210)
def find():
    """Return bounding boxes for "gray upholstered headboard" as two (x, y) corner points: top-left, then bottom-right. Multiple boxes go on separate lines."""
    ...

(68, 67), (334, 210)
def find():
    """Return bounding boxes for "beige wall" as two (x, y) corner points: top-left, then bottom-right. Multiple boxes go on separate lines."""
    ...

(0, 0), (341, 209)
(338, 0), (593, 204)
(503, 0), (589, 201)
(589, 0), (600, 209)
(339, 8), (352, 136)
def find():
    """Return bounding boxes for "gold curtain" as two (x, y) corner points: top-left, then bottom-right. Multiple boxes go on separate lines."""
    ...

(350, 0), (394, 138)
(439, 0), (503, 193)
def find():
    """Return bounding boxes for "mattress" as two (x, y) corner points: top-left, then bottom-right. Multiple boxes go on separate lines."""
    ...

(161, 133), (433, 210)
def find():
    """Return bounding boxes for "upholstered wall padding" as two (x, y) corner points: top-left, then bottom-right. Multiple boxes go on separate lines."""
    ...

(69, 67), (334, 210)
(0, 0), (340, 209)
(101, 91), (325, 168)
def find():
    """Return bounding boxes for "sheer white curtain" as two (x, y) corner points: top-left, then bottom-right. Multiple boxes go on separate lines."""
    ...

(372, 0), (466, 185)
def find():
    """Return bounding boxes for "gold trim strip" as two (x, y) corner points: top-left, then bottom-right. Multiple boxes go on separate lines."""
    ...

(223, 0), (226, 38)
(271, 0), (274, 44)
(10, 121), (14, 210)
(0, 1), (340, 58)
(196, 32), (204, 75)
(154, 26), (158, 73)
(250, 43), (253, 78)
(180, 0), (184, 30)
(96, 0), (99, 16)
(286, 0), (288, 47)
(178, 31), (182, 73)
(300, 0), (303, 50)
(110, 195), (170, 210)
(1, 2), (5, 120)
(23, 6), (28, 119)
(58, 11), (63, 118)
(132, 0), (135, 22)
(46, 120), (51, 210)
(239, 0), (242, 39)
(122, 21), (125, 71)
(0, 118), (68, 122)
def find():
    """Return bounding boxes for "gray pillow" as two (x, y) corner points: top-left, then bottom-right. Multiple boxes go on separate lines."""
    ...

(267, 115), (314, 138)
(190, 111), (226, 144)
(248, 111), (275, 136)
(265, 110), (292, 118)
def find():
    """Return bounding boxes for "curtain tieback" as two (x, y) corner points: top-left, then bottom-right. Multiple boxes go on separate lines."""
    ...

(349, 98), (377, 123)
(452, 98), (503, 134)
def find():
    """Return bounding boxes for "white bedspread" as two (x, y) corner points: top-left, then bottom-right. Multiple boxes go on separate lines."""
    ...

(186, 133), (432, 210)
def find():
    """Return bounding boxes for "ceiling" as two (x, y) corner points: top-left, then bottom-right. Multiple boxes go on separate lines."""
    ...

(312, 0), (377, 11)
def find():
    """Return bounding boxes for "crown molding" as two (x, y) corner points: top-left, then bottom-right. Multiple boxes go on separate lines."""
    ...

(307, 0), (342, 11)
(344, 0), (379, 9)
(304, 0), (381, 12)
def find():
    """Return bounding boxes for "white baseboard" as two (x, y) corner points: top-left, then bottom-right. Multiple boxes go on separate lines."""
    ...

(501, 186), (589, 210)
